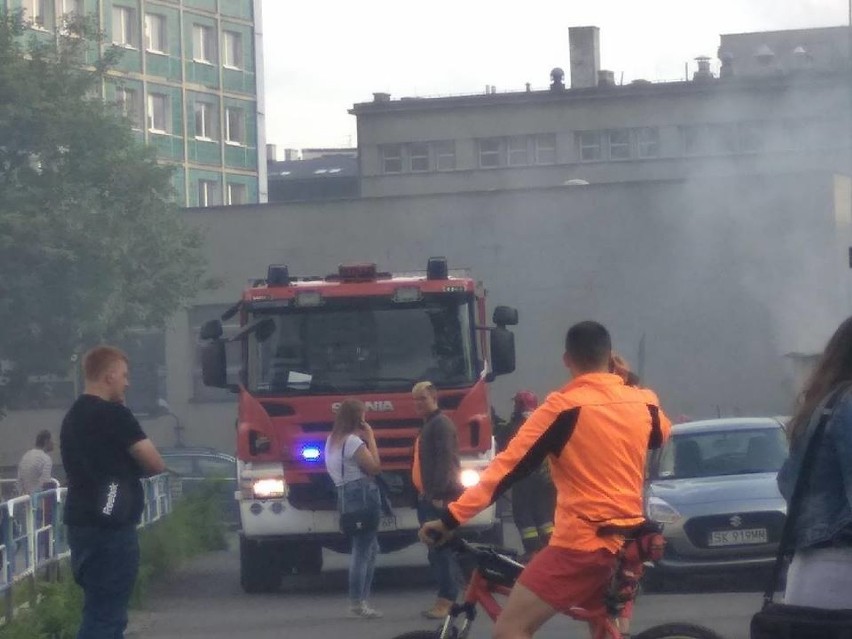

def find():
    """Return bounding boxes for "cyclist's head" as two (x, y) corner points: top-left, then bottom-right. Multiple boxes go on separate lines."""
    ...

(564, 321), (612, 374)
(513, 390), (538, 412)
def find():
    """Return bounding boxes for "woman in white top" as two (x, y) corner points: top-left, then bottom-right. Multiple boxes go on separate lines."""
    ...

(324, 398), (383, 618)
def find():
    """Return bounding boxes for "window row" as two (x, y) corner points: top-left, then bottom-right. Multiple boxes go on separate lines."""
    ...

(576, 128), (660, 162)
(478, 134), (557, 168)
(198, 179), (248, 206)
(112, 5), (244, 69)
(381, 141), (456, 173)
(116, 88), (248, 145)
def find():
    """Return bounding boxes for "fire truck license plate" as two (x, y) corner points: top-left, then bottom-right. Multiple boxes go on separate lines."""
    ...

(379, 516), (397, 531)
(708, 528), (767, 546)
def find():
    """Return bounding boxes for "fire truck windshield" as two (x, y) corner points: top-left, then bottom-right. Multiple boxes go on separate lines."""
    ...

(246, 294), (478, 395)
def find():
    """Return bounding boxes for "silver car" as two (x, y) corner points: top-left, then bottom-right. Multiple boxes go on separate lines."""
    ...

(644, 418), (788, 588)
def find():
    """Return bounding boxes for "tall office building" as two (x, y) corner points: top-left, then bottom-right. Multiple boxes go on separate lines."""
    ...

(4, 0), (267, 206)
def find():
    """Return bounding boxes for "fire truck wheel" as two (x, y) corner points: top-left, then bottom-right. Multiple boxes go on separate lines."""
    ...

(294, 543), (323, 575)
(240, 536), (282, 593)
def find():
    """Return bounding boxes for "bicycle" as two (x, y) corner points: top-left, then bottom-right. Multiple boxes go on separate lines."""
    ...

(389, 527), (724, 639)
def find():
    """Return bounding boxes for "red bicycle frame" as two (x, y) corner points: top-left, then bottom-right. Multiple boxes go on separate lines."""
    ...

(441, 561), (623, 639)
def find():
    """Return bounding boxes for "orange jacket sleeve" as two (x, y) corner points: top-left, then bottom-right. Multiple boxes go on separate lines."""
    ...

(442, 394), (578, 529)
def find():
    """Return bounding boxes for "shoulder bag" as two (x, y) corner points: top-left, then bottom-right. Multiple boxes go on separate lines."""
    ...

(751, 384), (852, 639)
(337, 438), (380, 537)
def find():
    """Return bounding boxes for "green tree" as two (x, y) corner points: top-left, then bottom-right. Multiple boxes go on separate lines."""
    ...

(0, 11), (207, 413)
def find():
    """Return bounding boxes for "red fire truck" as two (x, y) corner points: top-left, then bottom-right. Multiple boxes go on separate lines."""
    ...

(199, 258), (517, 592)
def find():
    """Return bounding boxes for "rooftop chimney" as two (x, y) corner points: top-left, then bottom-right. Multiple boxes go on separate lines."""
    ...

(550, 67), (565, 91)
(693, 56), (714, 81)
(569, 26), (600, 89)
(597, 69), (615, 87)
(266, 144), (278, 162)
(372, 92), (391, 102)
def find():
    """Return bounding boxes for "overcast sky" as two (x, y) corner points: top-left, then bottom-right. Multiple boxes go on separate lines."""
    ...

(259, 0), (849, 152)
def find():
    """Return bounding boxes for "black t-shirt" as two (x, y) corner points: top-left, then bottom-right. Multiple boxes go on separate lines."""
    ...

(60, 394), (147, 527)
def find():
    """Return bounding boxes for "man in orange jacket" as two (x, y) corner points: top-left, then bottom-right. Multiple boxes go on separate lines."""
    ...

(419, 321), (671, 639)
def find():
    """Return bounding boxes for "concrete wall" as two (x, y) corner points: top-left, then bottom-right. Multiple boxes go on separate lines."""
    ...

(3, 171), (850, 464)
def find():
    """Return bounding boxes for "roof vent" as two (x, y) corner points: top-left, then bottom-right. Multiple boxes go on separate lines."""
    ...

(693, 56), (714, 81)
(550, 67), (565, 91)
(755, 44), (775, 66)
(372, 92), (391, 103)
(598, 70), (615, 87)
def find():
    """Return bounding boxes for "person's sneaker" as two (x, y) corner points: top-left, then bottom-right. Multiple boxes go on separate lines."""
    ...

(348, 603), (383, 619)
(421, 598), (453, 619)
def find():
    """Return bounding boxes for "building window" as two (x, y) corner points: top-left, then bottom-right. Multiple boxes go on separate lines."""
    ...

(194, 101), (217, 140)
(62, 0), (83, 17)
(27, 0), (54, 29)
(409, 143), (430, 172)
(117, 87), (142, 129)
(636, 127), (660, 158)
(227, 183), (247, 205)
(479, 138), (502, 168)
(112, 6), (137, 48)
(578, 131), (601, 161)
(189, 305), (240, 402)
(434, 141), (455, 171)
(193, 24), (216, 63)
(144, 13), (167, 54)
(147, 93), (169, 133)
(535, 134), (557, 164)
(711, 123), (738, 154)
(507, 137), (529, 166)
(223, 31), (243, 69)
(681, 125), (707, 156)
(225, 107), (245, 145)
(608, 129), (632, 160)
(381, 145), (402, 173)
(198, 179), (221, 207)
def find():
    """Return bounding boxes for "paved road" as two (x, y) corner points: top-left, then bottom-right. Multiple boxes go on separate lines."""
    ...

(131, 529), (763, 639)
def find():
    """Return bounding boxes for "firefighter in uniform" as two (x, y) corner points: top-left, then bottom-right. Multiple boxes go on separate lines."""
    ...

(506, 391), (556, 560)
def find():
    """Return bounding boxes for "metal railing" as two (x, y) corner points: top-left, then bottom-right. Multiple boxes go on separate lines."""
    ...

(0, 474), (173, 620)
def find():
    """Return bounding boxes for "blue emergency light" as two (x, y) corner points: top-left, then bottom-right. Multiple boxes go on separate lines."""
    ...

(301, 446), (322, 462)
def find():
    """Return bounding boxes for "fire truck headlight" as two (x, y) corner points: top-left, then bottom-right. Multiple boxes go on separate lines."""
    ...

(252, 478), (287, 499)
(460, 469), (481, 488)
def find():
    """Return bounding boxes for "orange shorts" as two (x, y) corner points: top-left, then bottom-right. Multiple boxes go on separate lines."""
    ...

(517, 545), (616, 620)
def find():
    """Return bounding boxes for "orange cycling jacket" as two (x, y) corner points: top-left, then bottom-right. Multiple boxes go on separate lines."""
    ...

(440, 372), (672, 553)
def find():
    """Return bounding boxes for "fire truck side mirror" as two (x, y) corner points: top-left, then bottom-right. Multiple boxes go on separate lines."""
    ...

(492, 306), (519, 327)
(201, 341), (228, 388)
(489, 327), (516, 379)
(200, 319), (224, 340)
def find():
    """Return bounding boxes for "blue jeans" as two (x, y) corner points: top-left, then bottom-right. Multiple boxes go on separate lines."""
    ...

(417, 499), (460, 601)
(68, 525), (140, 639)
(349, 530), (379, 604)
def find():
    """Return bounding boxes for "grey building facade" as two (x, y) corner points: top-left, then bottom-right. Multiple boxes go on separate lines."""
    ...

(3, 26), (852, 466)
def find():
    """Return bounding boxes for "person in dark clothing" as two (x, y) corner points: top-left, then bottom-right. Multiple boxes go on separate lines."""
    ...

(61, 346), (165, 639)
(506, 391), (556, 560)
(411, 380), (463, 619)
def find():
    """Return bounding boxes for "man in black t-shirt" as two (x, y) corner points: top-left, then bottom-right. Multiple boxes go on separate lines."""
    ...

(61, 346), (165, 639)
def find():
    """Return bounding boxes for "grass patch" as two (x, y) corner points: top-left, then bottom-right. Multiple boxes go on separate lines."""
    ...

(1, 482), (228, 639)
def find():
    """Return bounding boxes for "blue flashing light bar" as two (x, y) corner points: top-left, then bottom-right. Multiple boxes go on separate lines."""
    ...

(301, 446), (322, 462)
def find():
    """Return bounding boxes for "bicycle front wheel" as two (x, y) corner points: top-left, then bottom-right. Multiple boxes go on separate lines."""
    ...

(633, 623), (725, 639)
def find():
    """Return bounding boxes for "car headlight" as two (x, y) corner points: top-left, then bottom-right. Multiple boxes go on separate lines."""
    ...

(460, 469), (481, 488)
(252, 478), (287, 499)
(647, 496), (681, 524)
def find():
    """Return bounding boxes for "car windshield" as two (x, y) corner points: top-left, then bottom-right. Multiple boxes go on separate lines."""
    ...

(655, 426), (788, 480)
(246, 293), (477, 395)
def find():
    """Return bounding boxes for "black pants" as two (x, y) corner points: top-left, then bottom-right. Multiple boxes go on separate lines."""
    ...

(511, 472), (556, 553)
(68, 524), (140, 639)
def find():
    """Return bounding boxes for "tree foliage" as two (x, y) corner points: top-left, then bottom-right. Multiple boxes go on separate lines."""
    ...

(0, 11), (208, 412)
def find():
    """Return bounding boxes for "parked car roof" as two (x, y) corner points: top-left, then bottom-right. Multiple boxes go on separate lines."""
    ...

(672, 417), (785, 435)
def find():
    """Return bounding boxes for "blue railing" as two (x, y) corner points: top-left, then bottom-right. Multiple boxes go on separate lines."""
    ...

(0, 474), (173, 620)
